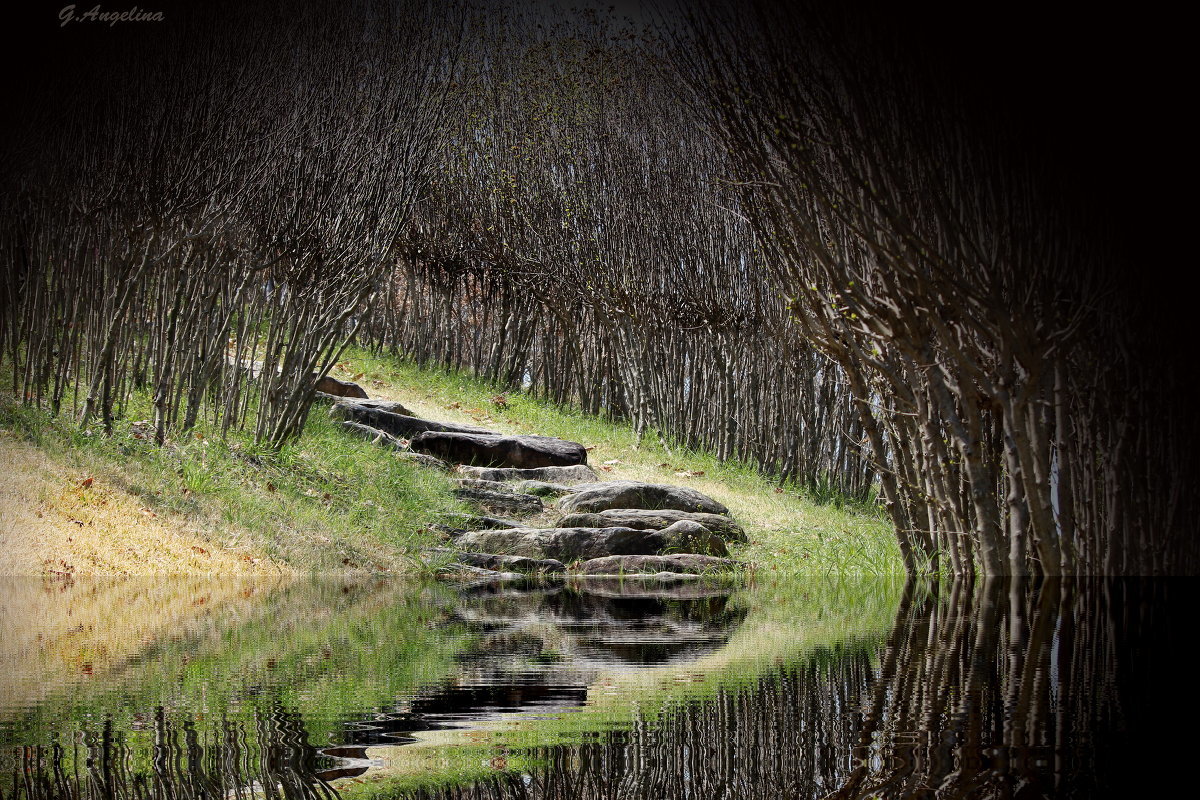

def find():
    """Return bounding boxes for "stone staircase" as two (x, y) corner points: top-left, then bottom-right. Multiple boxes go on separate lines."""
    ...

(328, 395), (746, 583)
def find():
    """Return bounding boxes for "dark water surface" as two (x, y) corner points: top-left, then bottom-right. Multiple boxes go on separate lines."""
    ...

(0, 575), (1192, 799)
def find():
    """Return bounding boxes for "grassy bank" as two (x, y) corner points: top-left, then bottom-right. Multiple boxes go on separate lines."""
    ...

(0, 347), (900, 576)
(339, 346), (901, 574)
(0, 386), (467, 575)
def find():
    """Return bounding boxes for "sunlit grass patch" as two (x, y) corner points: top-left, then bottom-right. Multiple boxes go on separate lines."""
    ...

(0, 388), (468, 575)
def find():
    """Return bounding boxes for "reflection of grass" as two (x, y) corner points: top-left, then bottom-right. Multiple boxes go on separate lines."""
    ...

(2, 577), (477, 756)
(0, 575), (289, 713)
(334, 575), (903, 798)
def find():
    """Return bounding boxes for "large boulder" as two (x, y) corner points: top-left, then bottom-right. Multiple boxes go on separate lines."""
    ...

(557, 481), (728, 515)
(331, 403), (496, 440)
(557, 508), (747, 543)
(314, 375), (368, 398)
(575, 554), (741, 575)
(453, 527), (666, 562)
(454, 486), (544, 516)
(411, 431), (587, 469)
(456, 464), (599, 484)
(657, 520), (729, 557)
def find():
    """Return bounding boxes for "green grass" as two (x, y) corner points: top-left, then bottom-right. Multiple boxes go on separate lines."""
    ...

(0, 387), (469, 573)
(1, 345), (902, 575)
(1, 576), (479, 780)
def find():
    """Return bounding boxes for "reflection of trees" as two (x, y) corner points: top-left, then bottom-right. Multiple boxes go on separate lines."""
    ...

(2, 707), (337, 800)
(827, 578), (1173, 799)
(390, 579), (1176, 800)
(379, 647), (877, 800)
(7, 580), (1176, 799)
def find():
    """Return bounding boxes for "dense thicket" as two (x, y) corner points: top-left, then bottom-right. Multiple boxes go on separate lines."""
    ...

(1, 0), (457, 446)
(362, 6), (874, 499)
(662, 3), (1198, 575)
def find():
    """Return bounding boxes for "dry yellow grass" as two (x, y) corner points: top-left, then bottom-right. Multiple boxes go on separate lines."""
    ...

(0, 575), (290, 709)
(0, 434), (290, 576)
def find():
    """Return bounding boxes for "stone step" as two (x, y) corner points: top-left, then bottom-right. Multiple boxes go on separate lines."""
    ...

(456, 464), (600, 484)
(558, 508), (746, 542)
(558, 480), (728, 515)
(453, 486), (544, 515)
(412, 431), (588, 469)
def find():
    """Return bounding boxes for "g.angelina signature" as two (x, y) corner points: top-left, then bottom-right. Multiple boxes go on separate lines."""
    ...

(59, 5), (165, 26)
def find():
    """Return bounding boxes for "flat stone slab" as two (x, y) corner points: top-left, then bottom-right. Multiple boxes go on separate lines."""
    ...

(435, 564), (528, 584)
(457, 464), (600, 484)
(338, 422), (449, 469)
(396, 451), (450, 470)
(339, 398), (414, 416)
(517, 480), (575, 498)
(412, 431), (588, 469)
(558, 509), (747, 542)
(558, 481), (729, 515)
(441, 512), (527, 530)
(315, 375), (368, 398)
(332, 403), (496, 440)
(574, 554), (741, 575)
(454, 527), (667, 563)
(456, 478), (514, 492)
(453, 486), (544, 515)
(339, 420), (403, 447)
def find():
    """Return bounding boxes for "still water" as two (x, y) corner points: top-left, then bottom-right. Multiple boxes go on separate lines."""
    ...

(0, 575), (1192, 799)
